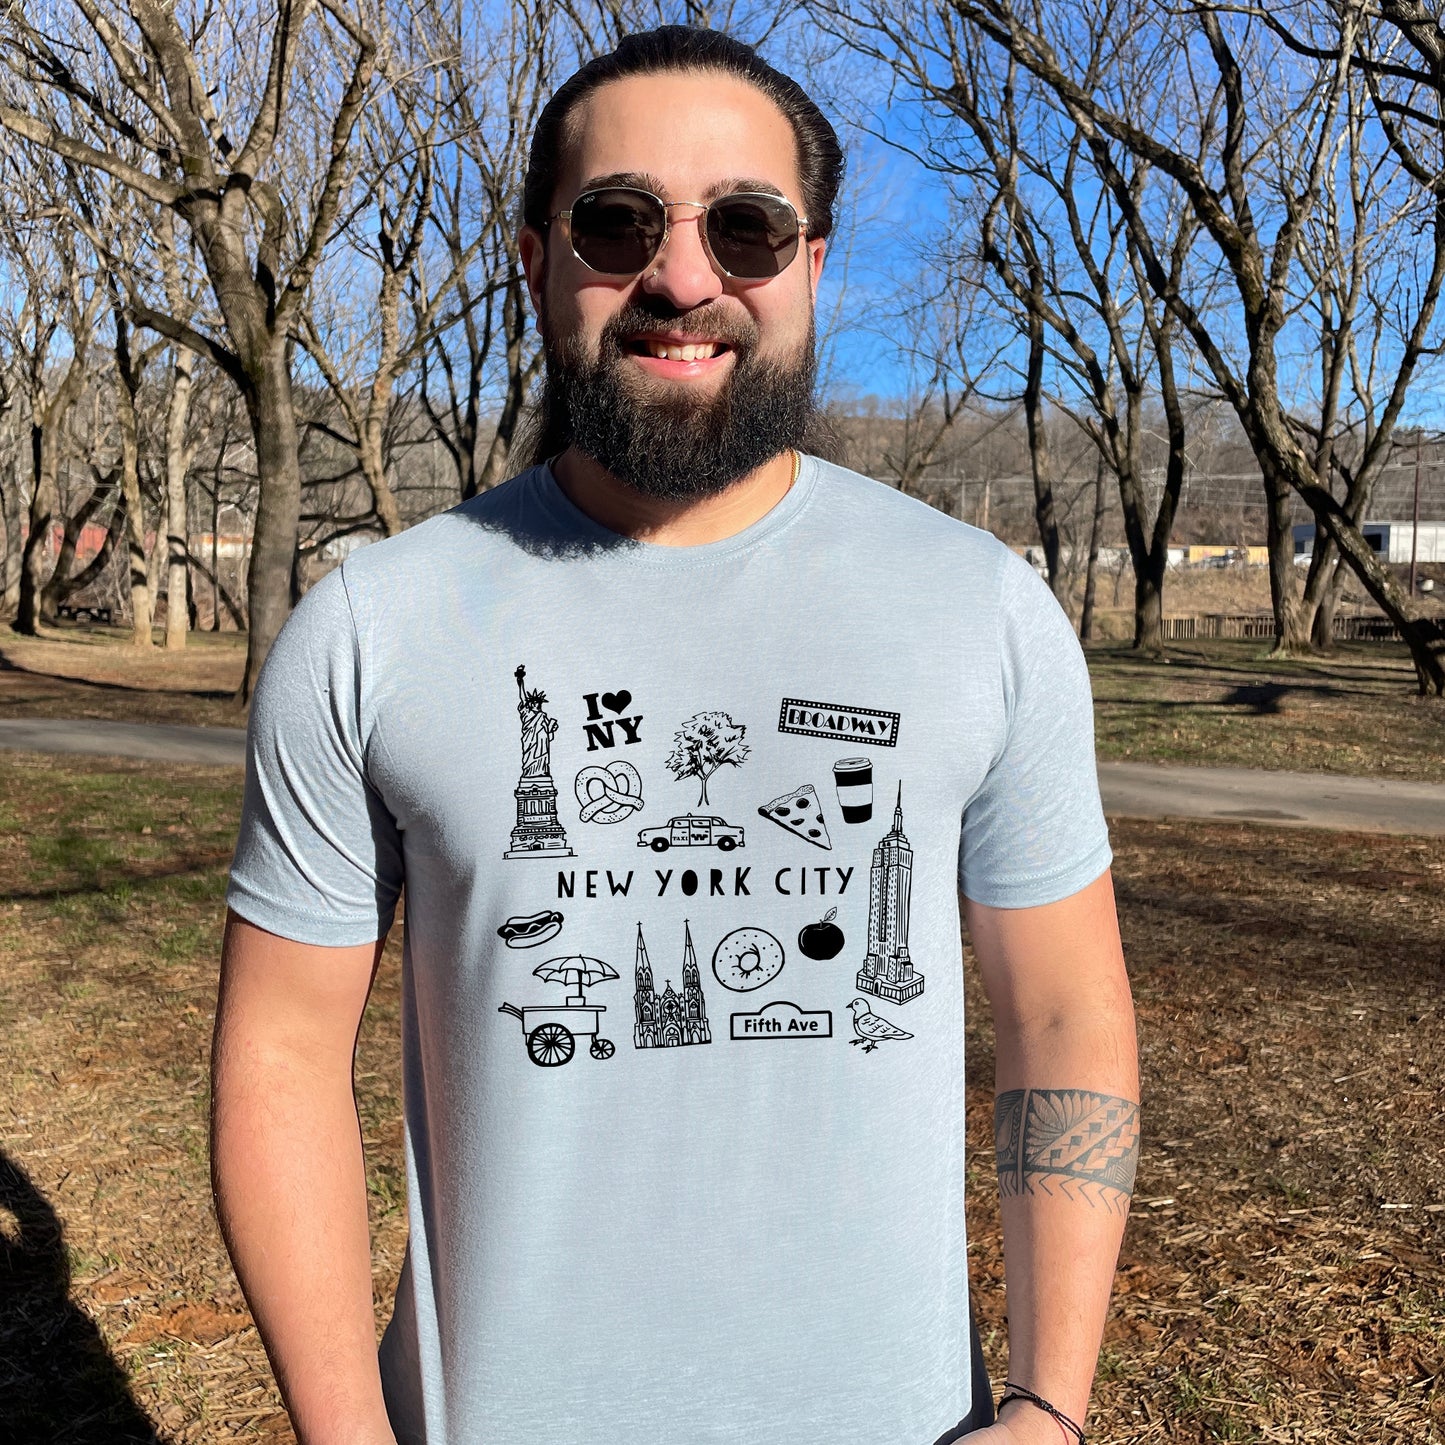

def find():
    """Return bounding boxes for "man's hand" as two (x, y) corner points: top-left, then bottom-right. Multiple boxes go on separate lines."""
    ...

(963, 1411), (1071, 1445)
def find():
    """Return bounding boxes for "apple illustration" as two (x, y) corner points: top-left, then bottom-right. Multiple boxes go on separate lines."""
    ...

(798, 907), (844, 960)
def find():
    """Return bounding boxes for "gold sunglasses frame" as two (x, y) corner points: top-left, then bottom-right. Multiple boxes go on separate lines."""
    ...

(547, 186), (810, 280)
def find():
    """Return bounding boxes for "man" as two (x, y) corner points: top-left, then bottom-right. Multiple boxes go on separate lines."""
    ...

(215, 25), (1138, 1445)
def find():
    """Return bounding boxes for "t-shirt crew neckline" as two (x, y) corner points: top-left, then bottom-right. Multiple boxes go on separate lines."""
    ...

(532, 452), (820, 570)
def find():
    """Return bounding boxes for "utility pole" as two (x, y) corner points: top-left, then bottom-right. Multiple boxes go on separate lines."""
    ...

(1410, 432), (1422, 599)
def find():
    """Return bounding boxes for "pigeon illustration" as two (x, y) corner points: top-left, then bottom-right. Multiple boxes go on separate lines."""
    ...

(848, 998), (914, 1052)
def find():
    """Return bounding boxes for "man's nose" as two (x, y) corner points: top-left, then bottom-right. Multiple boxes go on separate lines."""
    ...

(639, 206), (723, 308)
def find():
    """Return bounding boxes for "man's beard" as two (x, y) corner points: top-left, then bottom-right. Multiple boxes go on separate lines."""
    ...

(537, 296), (818, 503)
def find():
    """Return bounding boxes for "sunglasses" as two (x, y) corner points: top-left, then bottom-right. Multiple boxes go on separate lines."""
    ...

(548, 186), (808, 280)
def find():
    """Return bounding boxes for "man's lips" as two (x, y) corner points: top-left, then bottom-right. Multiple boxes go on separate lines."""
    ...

(616, 331), (739, 379)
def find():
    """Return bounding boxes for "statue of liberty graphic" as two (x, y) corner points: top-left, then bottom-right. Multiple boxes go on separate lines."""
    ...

(504, 664), (575, 859)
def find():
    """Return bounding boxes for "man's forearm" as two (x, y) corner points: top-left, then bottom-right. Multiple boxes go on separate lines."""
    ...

(212, 1027), (396, 1445)
(992, 1011), (1139, 1434)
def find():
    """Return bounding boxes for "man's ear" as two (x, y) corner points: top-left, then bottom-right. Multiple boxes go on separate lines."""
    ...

(519, 225), (547, 325)
(806, 236), (826, 302)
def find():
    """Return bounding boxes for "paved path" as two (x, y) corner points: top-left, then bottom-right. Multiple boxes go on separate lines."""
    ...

(0, 717), (247, 768)
(2, 718), (1443, 835)
(1098, 761), (1445, 836)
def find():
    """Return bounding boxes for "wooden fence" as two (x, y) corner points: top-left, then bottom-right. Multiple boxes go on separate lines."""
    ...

(1160, 613), (1402, 642)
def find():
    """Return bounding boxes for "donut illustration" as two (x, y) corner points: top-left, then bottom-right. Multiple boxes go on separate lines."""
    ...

(712, 927), (786, 993)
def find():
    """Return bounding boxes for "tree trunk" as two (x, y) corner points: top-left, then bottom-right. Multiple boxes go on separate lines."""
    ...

(1133, 556), (1166, 653)
(117, 386), (152, 647)
(210, 480), (222, 632)
(1023, 314), (1062, 596)
(240, 345), (304, 703)
(1142, 311), (1189, 651)
(1310, 554), (1351, 650)
(52, 494), (125, 604)
(1109, 438), (1165, 653)
(359, 421), (403, 537)
(16, 346), (90, 633)
(41, 479), (110, 611)
(1262, 463), (1308, 653)
(474, 273), (538, 495)
(1303, 488), (1445, 692)
(186, 547), (248, 630)
(111, 317), (153, 648)
(0, 457), (21, 619)
(15, 423), (52, 634)
(1250, 396), (1444, 690)
(1080, 456), (1107, 643)
(164, 346), (196, 650)
(1299, 530), (1339, 649)
(1301, 461), (1374, 650)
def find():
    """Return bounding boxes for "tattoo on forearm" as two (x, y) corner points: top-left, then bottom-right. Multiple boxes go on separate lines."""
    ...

(995, 1088), (1139, 1213)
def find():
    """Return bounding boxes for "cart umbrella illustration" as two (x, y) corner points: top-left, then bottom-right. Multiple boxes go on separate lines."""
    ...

(499, 955), (619, 1066)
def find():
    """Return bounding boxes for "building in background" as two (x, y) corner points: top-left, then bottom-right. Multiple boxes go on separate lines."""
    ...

(1293, 522), (1445, 565)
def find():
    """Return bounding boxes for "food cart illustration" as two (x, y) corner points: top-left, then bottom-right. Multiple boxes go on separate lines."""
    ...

(499, 954), (619, 1067)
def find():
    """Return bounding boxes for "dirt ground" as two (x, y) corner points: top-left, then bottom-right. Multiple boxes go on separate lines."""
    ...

(0, 753), (1440, 1443)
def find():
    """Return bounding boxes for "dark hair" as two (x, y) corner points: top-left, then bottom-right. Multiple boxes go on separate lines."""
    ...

(522, 26), (845, 242)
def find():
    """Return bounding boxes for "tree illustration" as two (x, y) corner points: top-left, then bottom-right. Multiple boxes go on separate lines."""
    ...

(665, 712), (750, 807)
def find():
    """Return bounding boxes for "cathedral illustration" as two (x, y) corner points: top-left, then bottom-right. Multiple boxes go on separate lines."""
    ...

(634, 920), (712, 1049)
(857, 783), (925, 1004)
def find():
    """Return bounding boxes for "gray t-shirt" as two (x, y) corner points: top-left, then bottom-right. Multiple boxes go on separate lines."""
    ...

(227, 456), (1111, 1445)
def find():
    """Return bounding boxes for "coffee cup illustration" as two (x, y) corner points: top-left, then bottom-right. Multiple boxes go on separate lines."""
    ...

(833, 756), (873, 822)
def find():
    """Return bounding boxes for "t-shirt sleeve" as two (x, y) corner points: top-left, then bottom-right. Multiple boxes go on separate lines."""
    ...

(958, 549), (1112, 908)
(226, 566), (404, 946)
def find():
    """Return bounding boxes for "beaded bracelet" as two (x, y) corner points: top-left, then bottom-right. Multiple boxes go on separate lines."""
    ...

(997, 1381), (1087, 1445)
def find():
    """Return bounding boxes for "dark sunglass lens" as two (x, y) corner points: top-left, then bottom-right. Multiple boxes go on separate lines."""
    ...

(568, 189), (664, 274)
(707, 195), (799, 277)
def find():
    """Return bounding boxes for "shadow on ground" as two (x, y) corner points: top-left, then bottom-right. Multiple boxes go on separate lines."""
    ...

(0, 1151), (169, 1444)
(0, 647), (232, 702)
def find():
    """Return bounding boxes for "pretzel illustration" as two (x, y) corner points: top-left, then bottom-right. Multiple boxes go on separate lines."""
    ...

(574, 761), (645, 824)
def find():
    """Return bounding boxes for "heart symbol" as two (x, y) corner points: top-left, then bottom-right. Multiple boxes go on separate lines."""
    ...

(600, 690), (632, 714)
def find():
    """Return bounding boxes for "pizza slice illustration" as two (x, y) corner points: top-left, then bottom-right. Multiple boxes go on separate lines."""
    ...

(757, 783), (832, 850)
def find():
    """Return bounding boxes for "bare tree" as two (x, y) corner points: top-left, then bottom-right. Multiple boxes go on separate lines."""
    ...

(878, 0), (1445, 692)
(0, 0), (382, 697)
(822, 9), (1206, 645)
(874, 224), (1009, 502)
(297, 10), (461, 537)
(156, 207), (204, 648)
(0, 152), (108, 635)
(1265, 4), (1445, 650)
(0, 370), (23, 618)
(415, 0), (555, 501)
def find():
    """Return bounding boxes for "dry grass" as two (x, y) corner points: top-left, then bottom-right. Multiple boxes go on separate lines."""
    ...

(1, 753), (1441, 1441)
(0, 630), (246, 728)
(966, 820), (1444, 1442)
(1090, 639), (1445, 782)
(0, 753), (404, 1443)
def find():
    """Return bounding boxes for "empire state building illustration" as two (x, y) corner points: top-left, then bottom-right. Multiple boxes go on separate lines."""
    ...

(634, 920), (712, 1049)
(856, 783), (925, 1004)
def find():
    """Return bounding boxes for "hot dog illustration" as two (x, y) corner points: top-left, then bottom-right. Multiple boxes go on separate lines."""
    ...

(496, 910), (565, 949)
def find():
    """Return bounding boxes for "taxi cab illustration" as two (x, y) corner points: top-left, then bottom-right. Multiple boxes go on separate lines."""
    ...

(636, 814), (745, 852)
